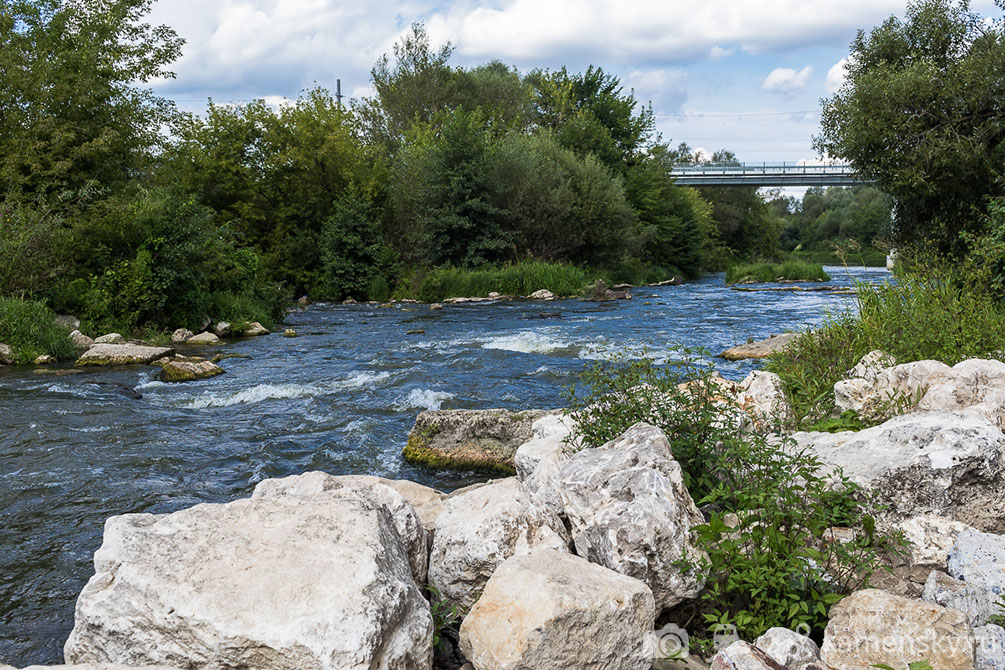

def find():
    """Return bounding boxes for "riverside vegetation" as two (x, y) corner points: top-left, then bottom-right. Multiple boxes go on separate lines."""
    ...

(0, 0), (897, 362)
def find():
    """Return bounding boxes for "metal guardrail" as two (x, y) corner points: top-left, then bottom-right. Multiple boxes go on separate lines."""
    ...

(670, 162), (872, 187)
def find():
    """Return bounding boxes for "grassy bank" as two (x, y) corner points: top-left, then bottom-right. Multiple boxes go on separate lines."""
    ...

(0, 297), (76, 364)
(396, 261), (684, 302)
(786, 248), (888, 267)
(725, 261), (830, 285)
(768, 263), (1005, 424)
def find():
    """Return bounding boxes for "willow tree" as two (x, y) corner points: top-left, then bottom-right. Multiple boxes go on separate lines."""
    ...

(815, 0), (1005, 253)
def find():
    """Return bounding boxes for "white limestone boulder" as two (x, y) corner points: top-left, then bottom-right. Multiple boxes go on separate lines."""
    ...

(513, 413), (577, 516)
(93, 333), (125, 345)
(252, 471), (431, 584)
(556, 422), (706, 610)
(64, 493), (433, 669)
(69, 330), (95, 349)
(975, 624), (1005, 670)
(428, 477), (569, 610)
(753, 627), (820, 668)
(459, 549), (655, 670)
(821, 589), (975, 670)
(919, 359), (1005, 429)
(710, 641), (785, 670)
(790, 411), (1005, 531)
(738, 370), (794, 430)
(76, 344), (175, 367)
(895, 514), (975, 570)
(834, 359), (950, 423)
(185, 332), (221, 345)
(169, 329), (193, 344)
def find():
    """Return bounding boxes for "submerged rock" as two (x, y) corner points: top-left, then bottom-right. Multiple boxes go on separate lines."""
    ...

(157, 360), (224, 383)
(459, 549), (655, 670)
(76, 344), (174, 367)
(720, 333), (798, 360)
(404, 408), (557, 473)
(428, 477), (569, 610)
(64, 492), (433, 669)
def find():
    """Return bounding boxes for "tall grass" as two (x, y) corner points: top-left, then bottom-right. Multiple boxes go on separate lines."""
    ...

(409, 262), (589, 302)
(0, 297), (76, 364)
(768, 265), (1005, 423)
(725, 261), (830, 285)
(786, 248), (887, 267)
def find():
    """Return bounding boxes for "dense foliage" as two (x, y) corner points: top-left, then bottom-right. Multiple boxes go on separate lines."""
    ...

(565, 349), (898, 643)
(0, 4), (804, 344)
(816, 0), (1005, 254)
(772, 186), (893, 254)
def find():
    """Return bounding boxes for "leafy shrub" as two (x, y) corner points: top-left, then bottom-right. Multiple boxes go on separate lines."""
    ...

(412, 262), (588, 302)
(0, 297), (76, 363)
(768, 255), (1005, 423)
(725, 262), (830, 285)
(565, 347), (900, 642)
(319, 187), (390, 301)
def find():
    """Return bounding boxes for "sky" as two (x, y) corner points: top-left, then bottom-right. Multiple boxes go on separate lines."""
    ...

(145, 0), (1001, 166)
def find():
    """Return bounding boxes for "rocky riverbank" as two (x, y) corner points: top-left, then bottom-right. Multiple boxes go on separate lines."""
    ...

(6, 351), (1005, 669)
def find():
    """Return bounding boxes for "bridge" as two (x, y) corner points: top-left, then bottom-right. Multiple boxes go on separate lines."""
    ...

(670, 162), (872, 187)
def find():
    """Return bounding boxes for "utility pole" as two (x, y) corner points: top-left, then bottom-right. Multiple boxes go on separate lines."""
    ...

(336, 79), (343, 110)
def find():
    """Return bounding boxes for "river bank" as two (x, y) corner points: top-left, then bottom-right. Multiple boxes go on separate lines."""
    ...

(0, 267), (889, 665)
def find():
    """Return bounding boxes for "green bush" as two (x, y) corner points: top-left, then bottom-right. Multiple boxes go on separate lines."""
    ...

(565, 347), (899, 643)
(768, 255), (1005, 423)
(786, 248), (887, 267)
(0, 297), (76, 363)
(725, 262), (830, 285)
(411, 262), (589, 302)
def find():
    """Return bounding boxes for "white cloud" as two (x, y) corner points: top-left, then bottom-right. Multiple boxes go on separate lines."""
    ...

(761, 66), (813, 93)
(825, 56), (850, 93)
(708, 46), (734, 60)
(623, 69), (688, 115)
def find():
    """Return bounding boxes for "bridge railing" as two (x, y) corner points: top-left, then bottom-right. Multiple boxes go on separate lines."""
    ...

(670, 161), (856, 176)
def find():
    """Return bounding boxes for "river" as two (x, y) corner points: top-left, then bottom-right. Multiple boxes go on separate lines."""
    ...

(0, 266), (889, 665)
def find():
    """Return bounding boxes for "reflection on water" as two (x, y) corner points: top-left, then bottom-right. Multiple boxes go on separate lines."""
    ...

(0, 267), (889, 665)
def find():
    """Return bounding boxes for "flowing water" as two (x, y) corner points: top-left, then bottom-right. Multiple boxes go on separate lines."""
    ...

(0, 266), (889, 665)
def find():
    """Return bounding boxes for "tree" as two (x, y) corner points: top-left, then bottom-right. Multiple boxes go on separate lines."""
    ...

(0, 0), (183, 199)
(816, 0), (1005, 253)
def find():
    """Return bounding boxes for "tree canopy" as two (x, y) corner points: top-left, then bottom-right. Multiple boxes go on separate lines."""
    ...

(816, 0), (1005, 253)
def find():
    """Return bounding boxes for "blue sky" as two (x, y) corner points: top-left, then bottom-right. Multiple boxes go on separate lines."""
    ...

(146, 0), (1001, 165)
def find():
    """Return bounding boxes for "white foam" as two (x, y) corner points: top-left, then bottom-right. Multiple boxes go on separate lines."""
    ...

(395, 388), (455, 411)
(181, 370), (393, 409)
(481, 331), (571, 354)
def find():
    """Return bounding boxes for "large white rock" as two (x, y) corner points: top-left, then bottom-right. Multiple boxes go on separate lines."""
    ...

(76, 344), (175, 367)
(790, 411), (1005, 530)
(752, 628), (820, 668)
(169, 328), (193, 344)
(895, 514), (975, 570)
(919, 359), (1005, 429)
(556, 422), (706, 610)
(4, 666), (180, 670)
(93, 333), (125, 345)
(514, 413), (576, 516)
(834, 359), (951, 422)
(428, 477), (569, 610)
(64, 493), (433, 670)
(975, 624), (1005, 670)
(69, 330), (95, 349)
(710, 641), (785, 670)
(821, 589), (975, 670)
(738, 370), (794, 430)
(922, 570), (993, 628)
(922, 529), (1005, 627)
(185, 332), (221, 345)
(252, 472), (430, 584)
(459, 549), (655, 670)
